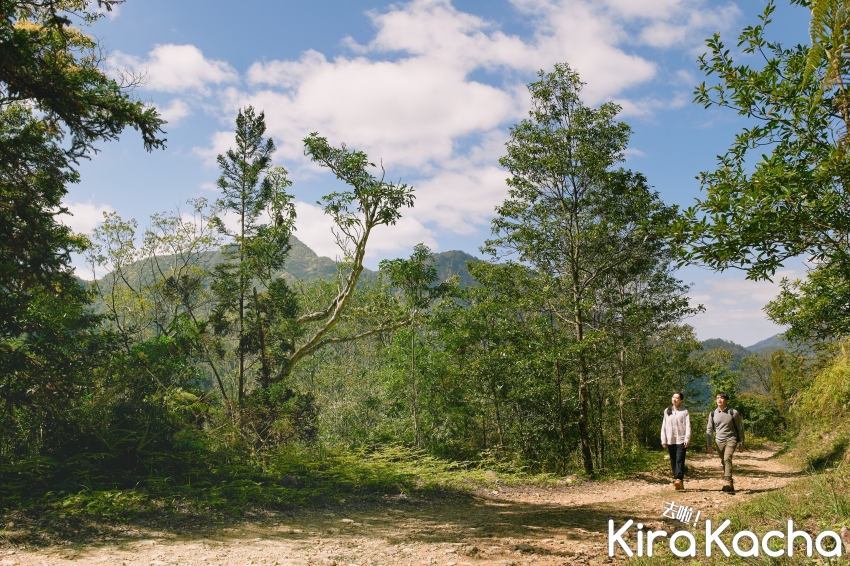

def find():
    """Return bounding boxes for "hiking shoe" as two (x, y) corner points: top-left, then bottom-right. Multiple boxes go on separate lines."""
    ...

(674, 479), (684, 490)
(721, 479), (735, 492)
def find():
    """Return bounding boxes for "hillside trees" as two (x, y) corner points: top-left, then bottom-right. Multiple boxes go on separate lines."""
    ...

(673, 0), (850, 342)
(380, 244), (454, 447)
(87, 116), (418, 441)
(210, 106), (295, 404)
(0, 0), (165, 456)
(482, 63), (699, 474)
(273, 134), (416, 381)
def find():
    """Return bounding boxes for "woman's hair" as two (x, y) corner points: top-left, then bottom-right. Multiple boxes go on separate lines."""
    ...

(666, 392), (685, 416)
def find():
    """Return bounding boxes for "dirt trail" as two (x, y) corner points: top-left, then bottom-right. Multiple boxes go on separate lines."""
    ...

(2, 445), (801, 566)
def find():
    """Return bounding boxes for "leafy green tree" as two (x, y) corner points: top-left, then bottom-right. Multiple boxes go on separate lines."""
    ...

(674, 1), (850, 284)
(484, 63), (678, 475)
(1, 0), (164, 431)
(701, 349), (740, 401)
(380, 243), (453, 446)
(602, 260), (701, 447)
(210, 106), (294, 405)
(1, 0), (164, 302)
(765, 262), (850, 342)
(86, 201), (234, 400)
(271, 134), (415, 380)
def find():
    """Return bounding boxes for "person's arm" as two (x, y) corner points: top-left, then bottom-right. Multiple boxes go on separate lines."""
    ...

(706, 410), (714, 452)
(684, 410), (691, 448)
(661, 411), (668, 447)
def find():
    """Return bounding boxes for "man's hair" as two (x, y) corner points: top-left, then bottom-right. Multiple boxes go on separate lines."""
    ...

(716, 392), (730, 400)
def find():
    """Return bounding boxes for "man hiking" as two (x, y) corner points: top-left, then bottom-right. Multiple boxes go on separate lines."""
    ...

(661, 392), (691, 490)
(706, 392), (745, 492)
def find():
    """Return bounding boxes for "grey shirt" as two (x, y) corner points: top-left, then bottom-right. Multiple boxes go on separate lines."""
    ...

(706, 407), (745, 448)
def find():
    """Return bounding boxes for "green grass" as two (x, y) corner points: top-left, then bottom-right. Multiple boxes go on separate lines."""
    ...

(0, 443), (558, 539)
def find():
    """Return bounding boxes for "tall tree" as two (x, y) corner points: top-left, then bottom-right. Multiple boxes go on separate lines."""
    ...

(270, 134), (415, 381)
(211, 106), (294, 405)
(484, 63), (678, 475)
(380, 243), (453, 446)
(0, 0), (164, 450)
(674, 1), (850, 282)
(1, 0), (164, 303)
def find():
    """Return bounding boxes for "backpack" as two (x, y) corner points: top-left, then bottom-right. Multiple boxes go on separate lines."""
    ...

(710, 407), (742, 442)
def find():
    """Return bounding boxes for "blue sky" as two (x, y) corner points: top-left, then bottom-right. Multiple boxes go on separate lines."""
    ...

(63, 0), (813, 346)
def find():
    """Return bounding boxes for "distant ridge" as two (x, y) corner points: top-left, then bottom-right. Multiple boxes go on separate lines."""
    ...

(701, 338), (750, 369)
(430, 249), (480, 287)
(746, 333), (788, 353)
(83, 237), (481, 313)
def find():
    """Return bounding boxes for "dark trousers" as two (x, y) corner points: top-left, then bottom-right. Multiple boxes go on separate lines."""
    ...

(667, 443), (686, 480)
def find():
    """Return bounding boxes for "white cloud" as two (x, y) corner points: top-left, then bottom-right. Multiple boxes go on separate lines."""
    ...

(595, 0), (741, 48)
(60, 201), (113, 234)
(191, 0), (742, 247)
(241, 53), (524, 168)
(292, 201), (344, 260)
(111, 44), (238, 94)
(507, 0), (657, 103)
(157, 98), (192, 124)
(688, 269), (798, 345)
(291, 201), (436, 262)
(639, 4), (740, 48)
(192, 130), (234, 166)
(367, 216), (438, 257)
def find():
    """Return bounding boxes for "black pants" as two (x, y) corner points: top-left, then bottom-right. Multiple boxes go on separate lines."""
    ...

(667, 443), (686, 480)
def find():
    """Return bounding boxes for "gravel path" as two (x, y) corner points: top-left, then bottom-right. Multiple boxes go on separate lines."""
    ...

(2, 445), (800, 565)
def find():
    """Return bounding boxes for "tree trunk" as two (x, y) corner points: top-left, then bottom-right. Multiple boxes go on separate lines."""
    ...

(618, 346), (626, 449)
(254, 287), (270, 390)
(411, 320), (420, 448)
(575, 306), (594, 476)
(238, 197), (246, 406)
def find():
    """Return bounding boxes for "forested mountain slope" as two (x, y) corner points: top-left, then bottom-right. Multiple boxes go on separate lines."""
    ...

(83, 236), (480, 312)
(746, 333), (789, 353)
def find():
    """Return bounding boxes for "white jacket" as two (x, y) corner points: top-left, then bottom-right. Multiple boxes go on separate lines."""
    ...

(660, 407), (691, 445)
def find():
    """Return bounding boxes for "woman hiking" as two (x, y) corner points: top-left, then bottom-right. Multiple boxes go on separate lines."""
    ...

(661, 392), (691, 490)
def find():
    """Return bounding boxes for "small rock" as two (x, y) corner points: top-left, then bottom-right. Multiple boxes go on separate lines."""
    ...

(484, 470), (498, 481)
(515, 543), (534, 553)
(341, 518), (355, 524)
